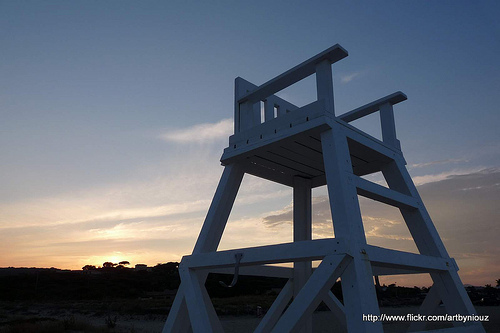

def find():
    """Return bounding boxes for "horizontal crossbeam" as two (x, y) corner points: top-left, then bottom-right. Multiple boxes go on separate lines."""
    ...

(372, 265), (432, 276)
(339, 91), (407, 123)
(210, 263), (440, 278)
(353, 174), (419, 209)
(207, 265), (292, 278)
(181, 238), (346, 270)
(367, 245), (451, 272)
(238, 44), (348, 104)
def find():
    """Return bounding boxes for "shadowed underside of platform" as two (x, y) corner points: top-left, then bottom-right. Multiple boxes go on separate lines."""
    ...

(221, 117), (395, 188)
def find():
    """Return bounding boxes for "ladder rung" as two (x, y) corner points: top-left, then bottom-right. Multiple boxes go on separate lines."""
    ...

(352, 175), (419, 209)
(367, 245), (451, 272)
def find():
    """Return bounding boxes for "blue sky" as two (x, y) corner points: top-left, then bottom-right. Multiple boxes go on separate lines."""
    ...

(1, 1), (499, 286)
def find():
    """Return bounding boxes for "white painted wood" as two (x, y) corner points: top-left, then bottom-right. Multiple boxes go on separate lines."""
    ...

(254, 279), (294, 333)
(161, 284), (191, 333)
(320, 125), (383, 333)
(339, 118), (402, 158)
(223, 117), (331, 168)
(379, 102), (400, 149)
(193, 164), (245, 254)
(265, 94), (299, 116)
(353, 174), (419, 209)
(408, 285), (441, 332)
(183, 238), (346, 269)
(235, 77), (258, 133)
(382, 158), (447, 257)
(166, 44), (485, 333)
(322, 291), (347, 331)
(293, 176), (313, 333)
(272, 254), (351, 332)
(264, 99), (275, 122)
(208, 265), (293, 278)
(238, 44), (347, 104)
(315, 60), (335, 114)
(367, 245), (449, 271)
(371, 265), (432, 276)
(164, 164), (244, 331)
(179, 265), (223, 332)
(339, 91), (407, 123)
(382, 158), (485, 332)
(239, 77), (299, 126)
(227, 99), (325, 149)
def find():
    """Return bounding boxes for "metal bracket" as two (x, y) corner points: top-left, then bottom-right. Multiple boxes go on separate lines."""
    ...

(219, 253), (243, 288)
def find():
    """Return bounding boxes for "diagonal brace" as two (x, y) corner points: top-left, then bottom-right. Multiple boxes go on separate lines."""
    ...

(272, 254), (351, 332)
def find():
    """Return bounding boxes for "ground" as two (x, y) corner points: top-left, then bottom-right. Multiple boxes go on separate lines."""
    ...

(0, 300), (498, 332)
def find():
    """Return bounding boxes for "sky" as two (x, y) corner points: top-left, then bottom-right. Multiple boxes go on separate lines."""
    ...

(1, 1), (499, 287)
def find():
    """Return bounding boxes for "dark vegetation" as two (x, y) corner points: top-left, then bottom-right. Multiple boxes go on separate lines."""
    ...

(1, 265), (499, 306)
(0, 264), (289, 302)
(1, 265), (498, 332)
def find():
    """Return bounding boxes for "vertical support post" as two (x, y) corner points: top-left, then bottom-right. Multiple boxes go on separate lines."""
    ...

(315, 60), (335, 115)
(379, 102), (400, 150)
(293, 176), (313, 333)
(320, 123), (383, 333)
(163, 164), (245, 333)
(264, 99), (275, 122)
(235, 77), (260, 132)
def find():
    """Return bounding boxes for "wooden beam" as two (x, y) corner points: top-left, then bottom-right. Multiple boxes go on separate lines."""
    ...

(238, 44), (348, 104)
(255, 279), (294, 333)
(367, 245), (450, 272)
(183, 238), (346, 270)
(371, 265), (430, 276)
(293, 176), (313, 333)
(179, 268), (223, 332)
(193, 164), (244, 254)
(205, 265), (293, 278)
(408, 285), (441, 332)
(272, 254), (351, 332)
(322, 291), (347, 330)
(339, 91), (407, 123)
(352, 174), (419, 209)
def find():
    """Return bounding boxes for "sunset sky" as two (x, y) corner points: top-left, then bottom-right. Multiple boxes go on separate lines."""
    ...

(1, 1), (499, 287)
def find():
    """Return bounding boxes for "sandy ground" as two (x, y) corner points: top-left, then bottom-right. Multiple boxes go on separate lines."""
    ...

(1, 303), (498, 332)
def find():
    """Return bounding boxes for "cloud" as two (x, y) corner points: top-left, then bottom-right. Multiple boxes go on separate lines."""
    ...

(409, 158), (468, 169)
(340, 72), (361, 83)
(160, 118), (232, 144)
(411, 167), (492, 185)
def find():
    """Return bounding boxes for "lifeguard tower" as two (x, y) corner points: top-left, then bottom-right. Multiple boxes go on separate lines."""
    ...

(163, 45), (484, 333)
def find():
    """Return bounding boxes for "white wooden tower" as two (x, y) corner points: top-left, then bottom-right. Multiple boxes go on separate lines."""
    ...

(163, 45), (485, 333)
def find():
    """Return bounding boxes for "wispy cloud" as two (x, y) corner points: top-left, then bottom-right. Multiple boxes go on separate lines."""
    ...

(340, 72), (361, 83)
(411, 167), (491, 185)
(409, 158), (468, 169)
(160, 118), (232, 144)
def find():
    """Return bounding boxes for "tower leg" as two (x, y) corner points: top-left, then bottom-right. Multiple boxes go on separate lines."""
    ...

(382, 158), (485, 332)
(293, 176), (313, 332)
(321, 125), (383, 333)
(163, 164), (244, 333)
